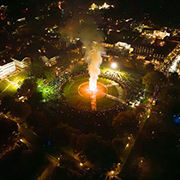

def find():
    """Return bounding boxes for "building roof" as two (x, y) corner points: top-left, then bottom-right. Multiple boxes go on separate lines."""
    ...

(142, 27), (161, 32)
(153, 39), (178, 56)
(106, 29), (140, 44)
(132, 37), (151, 47)
(132, 37), (178, 56)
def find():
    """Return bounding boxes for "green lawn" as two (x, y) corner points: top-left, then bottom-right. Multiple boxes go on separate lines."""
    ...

(62, 75), (126, 111)
(0, 70), (28, 98)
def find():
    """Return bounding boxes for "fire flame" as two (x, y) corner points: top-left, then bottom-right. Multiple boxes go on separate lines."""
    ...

(89, 77), (97, 92)
(87, 44), (102, 92)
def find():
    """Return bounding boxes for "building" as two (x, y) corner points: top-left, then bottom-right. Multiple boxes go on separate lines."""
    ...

(104, 28), (179, 73)
(132, 38), (180, 72)
(11, 56), (31, 68)
(106, 29), (140, 44)
(38, 45), (60, 67)
(10, 47), (32, 69)
(142, 28), (170, 40)
(104, 29), (140, 51)
(41, 55), (58, 67)
(0, 56), (16, 78)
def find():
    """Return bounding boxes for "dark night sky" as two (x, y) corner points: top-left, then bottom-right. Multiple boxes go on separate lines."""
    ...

(4, 0), (180, 27)
(112, 0), (180, 27)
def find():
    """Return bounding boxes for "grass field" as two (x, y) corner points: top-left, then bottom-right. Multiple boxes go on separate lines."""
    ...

(62, 75), (126, 111)
(0, 70), (28, 98)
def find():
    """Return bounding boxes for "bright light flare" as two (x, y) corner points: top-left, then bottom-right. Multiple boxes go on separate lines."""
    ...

(169, 54), (180, 73)
(79, 162), (83, 166)
(111, 62), (117, 69)
(57, 1), (64, 11)
(78, 82), (107, 99)
(89, 78), (97, 92)
(125, 143), (130, 148)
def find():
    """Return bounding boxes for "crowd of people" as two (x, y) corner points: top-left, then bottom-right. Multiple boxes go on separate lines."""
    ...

(58, 72), (128, 115)
(46, 69), (143, 121)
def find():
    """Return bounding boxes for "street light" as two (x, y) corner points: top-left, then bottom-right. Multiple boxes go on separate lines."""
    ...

(111, 62), (117, 69)
(125, 143), (129, 148)
(79, 162), (83, 166)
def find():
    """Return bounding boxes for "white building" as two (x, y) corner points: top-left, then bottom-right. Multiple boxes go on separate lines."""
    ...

(115, 42), (131, 50)
(41, 55), (59, 67)
(0, 59), (16, 78)
(11, 56), (31, 68)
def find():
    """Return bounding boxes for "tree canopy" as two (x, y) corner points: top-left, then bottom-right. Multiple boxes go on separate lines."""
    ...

(142, 71), (166, 92)
(0, 117), (18, 146)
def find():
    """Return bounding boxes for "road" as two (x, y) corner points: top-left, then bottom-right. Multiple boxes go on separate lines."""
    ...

(118, 106), (151, 174)
(18, 125), (39, 149)
(37, 154), (60, 180)
(17, 123), (95, 179)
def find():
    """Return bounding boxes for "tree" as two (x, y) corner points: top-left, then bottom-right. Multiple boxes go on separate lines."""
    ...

(17, 78), (37, 97)
(28, 60), (47, 79)
(112, 110), (138, 136)
(142, 71), (166, 93)
(27, 92), (43, 108)
(0, 117), (18, 147)
(112, 137), (125, 156)
(145, 63), (154, 72)
(169, 72), (179, 84)
(10, 101), (31, 120)
(76, 133), (118, 168)
(0, 95), (13, 113)
(27, 110), (57, 133)
(50, 123), (81, 148)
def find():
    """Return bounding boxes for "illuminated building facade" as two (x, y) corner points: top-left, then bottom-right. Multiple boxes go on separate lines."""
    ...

(132, 38), (180, 71)
(38, 45), (60, 67)
(11, 56), (31, 68)
(142, 28), (170, 39)
(0, 59), (16, 78)
(41, 55), (58, 67)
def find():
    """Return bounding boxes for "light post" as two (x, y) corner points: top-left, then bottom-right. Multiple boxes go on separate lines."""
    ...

(111, 62), (117, 69)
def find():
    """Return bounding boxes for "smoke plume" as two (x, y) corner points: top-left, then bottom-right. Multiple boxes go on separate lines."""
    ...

(61, 15), (104, 91)
(79, 19), (104, 91)
(86, 43), (103, 91)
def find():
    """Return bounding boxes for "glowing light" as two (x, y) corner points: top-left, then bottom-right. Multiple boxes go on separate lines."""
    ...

(111, 62), (117, 69)
(174, 114), (180, 124)
(89, 78), (97, 92)
(5, 78), (20, 88)
(78, 81), (108, 111)
(115, 42), (131, 49)
(153, 30), (170, 39)
(79, 162), (83, 166)
(0, 61), (16, 78)
(99, 3), (114, 9)
(78, 82), (107, 99)
(169, 54), (180, 73)
(57, 1), (64, 11)
(125, 143), (129, 148)
(89, 3), (98, 10)
(89, 2), (114, 10)
(125, 18), (133, 22)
